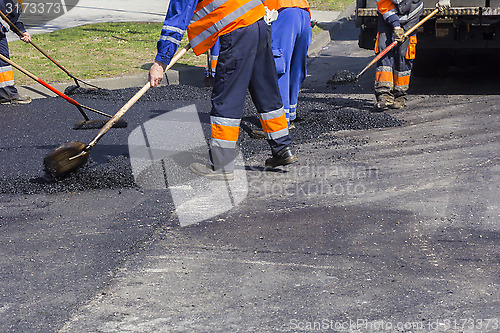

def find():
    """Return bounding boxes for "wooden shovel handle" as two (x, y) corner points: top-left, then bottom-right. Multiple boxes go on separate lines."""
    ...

(85, 44), (192, 150)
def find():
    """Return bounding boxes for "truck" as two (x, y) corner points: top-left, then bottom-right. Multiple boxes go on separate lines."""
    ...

(355, 0), (500, 72)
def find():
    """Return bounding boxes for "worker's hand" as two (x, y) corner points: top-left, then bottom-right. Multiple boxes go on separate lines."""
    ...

(20, 32), (31, 43)
(149, 60), (167, 87)
(393, 27), (406, 43)
(436, 0), (451, 11)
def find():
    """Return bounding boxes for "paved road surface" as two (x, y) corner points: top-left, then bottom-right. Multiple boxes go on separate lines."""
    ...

(26, 0), (167, 34)
(1, 13), (499, 333)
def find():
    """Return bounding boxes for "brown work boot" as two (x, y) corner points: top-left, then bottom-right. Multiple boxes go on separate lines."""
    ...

(390, 95), (406, 109)
(265, 146), (298, 168)
(250, 128), (267, 139)
(9, 95), (32, 104)
(373, 93), (394, 112)
(1, 95), (32, 105)
(189, 162), (234, 181)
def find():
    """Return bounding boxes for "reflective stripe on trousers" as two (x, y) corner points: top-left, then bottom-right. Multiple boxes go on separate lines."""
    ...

(210, 40), (220, 75)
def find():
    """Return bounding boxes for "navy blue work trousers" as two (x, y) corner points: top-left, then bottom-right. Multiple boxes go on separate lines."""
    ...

(210, 19), (292, 171)
(0, 36), (18, 100)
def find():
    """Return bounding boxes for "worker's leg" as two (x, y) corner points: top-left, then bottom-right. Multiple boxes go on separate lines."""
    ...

(288, 8), (312, 122)
(391, 10), (422, 109)
(0, 37), (19, 103)
(374, 17), (395, 109)
(249, 19), (292, 158)
(208, 24), (258, 172)
(393, 34), (416, 108)
(271, 8), (294, 122)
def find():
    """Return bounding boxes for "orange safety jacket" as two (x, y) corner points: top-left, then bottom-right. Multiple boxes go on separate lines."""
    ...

(263, 0), (310, 15)
(187, 0), (266, 56)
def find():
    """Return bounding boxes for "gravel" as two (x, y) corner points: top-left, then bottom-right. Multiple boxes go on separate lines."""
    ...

(0, 84), (402, 194)
(327, 69), (358, 85)
(0, 156), (136, 195)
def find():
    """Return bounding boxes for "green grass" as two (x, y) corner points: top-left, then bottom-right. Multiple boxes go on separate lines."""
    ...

(309, 0), (353, 11)
(10, 21), (197, 85)
(10, 0), (354, 85)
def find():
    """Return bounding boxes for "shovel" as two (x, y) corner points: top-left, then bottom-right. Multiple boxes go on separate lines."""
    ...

(43, 44), (191, 178)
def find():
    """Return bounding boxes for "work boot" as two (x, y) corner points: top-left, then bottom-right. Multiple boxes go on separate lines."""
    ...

(10, 95), (31, 104)
(1, 95), (32, 105)
(390, 95), (406, 109)
(373, 93), (394, 112)
(12, 95), (32, 104)
(265, 146), (298, 168)
(189, 162), (234, 181)
(203, 75), (214, 87)
(250, 128), (266, 139)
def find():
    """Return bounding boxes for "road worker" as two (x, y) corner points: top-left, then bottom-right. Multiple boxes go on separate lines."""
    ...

(373, 0), (450, 111)
(0, 0), (32, 104)
(265, 0), (312, 128)
(149, 0), (297, 180)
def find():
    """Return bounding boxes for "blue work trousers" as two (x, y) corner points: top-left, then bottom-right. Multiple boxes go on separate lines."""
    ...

(271, 7), (311, 122)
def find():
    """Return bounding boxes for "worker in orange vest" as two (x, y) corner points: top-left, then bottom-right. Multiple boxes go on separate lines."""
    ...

(374, 0), (450, 111)
(149, 0), (297, 180)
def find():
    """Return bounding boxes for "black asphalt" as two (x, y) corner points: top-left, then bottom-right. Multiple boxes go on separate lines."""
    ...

(1, 19), (499, 332)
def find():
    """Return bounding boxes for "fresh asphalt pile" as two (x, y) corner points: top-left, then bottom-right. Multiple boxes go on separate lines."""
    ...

(0, 155), (136, 195)
(0, 84), (402, 195)
(327, 69), (358, 85)
(68, 84), (402, 155)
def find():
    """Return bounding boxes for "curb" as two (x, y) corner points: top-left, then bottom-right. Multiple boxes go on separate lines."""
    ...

(308, 4), (356, 57)
(16, 65), (206, 100)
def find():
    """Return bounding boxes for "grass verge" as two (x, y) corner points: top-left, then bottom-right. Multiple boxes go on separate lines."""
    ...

(10, 22), (183, 85)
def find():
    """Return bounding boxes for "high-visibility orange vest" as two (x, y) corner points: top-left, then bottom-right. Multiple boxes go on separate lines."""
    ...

(187, 0), (266, 56)
(263, 0), (310, 15)
(376, 0), (397, 17)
